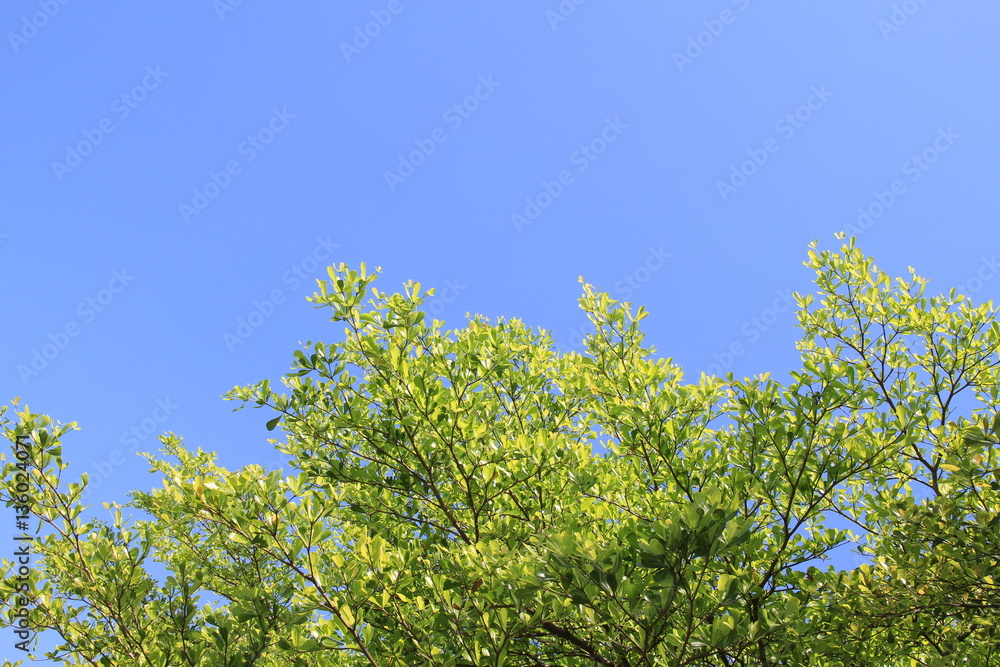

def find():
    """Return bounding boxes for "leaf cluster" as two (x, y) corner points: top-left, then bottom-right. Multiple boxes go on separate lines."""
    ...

(3, 242), (1000, 666)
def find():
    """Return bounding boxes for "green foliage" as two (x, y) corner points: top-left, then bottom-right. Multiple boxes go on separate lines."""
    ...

(3, 240), (1000, 665)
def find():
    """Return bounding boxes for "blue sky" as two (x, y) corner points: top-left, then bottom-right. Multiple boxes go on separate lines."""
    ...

(2, 1), (999, 660)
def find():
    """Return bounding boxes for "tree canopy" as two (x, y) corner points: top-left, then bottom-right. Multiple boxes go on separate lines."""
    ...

(4, 237), (1000, 666)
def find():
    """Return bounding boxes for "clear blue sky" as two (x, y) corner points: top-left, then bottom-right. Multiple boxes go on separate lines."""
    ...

(2, 2), (998, 661)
